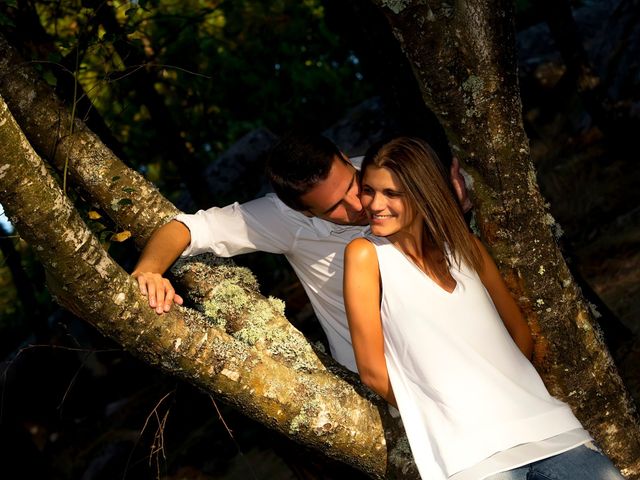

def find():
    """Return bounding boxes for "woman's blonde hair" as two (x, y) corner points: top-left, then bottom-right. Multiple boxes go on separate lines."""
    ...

(361, 137), (482, 273)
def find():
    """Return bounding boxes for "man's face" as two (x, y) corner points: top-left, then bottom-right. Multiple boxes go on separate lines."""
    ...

(299, 156), (368, 226)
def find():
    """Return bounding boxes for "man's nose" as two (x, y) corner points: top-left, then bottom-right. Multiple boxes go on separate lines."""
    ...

(345, 191), (363, 212)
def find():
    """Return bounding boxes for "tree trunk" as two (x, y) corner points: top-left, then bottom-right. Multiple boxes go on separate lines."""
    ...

(370, 0), (640, 476)
(0, 93), (417, 479)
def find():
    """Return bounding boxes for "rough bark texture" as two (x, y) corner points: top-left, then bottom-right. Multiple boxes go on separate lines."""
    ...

(371, 0), (640, 477)
(0, 94), (417, 479)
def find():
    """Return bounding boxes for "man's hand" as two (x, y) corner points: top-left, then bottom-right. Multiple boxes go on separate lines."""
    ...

(130, 220), (191, 314)
(132, 271), (184, 314)
(450, 156), (473, 213)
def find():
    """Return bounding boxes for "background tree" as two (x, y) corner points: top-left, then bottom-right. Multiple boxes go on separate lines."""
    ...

(368, 0), (640, 473)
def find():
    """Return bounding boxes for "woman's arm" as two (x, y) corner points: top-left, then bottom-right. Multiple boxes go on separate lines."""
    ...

(474, 236), (534, 360)
(344, 238), (397, 406)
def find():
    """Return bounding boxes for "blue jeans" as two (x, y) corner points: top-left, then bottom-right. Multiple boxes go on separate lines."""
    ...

(484, 443), (625, 480)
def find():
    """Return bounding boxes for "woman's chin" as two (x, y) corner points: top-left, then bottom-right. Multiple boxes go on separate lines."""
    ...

(370, 225), (394, 237)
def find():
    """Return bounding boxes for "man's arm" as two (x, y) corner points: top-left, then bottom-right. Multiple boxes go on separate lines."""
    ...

(131, 196), (300, 314)
(131, 220), (190, 314)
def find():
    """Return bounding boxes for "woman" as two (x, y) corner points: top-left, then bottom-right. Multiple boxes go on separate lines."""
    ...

(343, 137), (624, 480)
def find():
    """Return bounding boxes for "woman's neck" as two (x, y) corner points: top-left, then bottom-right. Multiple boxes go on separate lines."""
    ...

(389, 226), (426, 267)
(389, 227), (456, 291)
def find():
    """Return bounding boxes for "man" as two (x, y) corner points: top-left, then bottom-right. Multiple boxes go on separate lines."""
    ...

(133, 133), (468, 372)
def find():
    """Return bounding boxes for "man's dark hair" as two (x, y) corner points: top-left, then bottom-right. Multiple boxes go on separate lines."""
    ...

(266, 132), (343, 211)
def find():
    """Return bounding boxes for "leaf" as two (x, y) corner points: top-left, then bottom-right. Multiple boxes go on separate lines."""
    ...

(122, 187), (136, 193)
(88, 210), (102, 220)
(111, 175), (120, 182)
(92, 222), (107, 233)
(111, 230), (132, 242)
(47, 51), (62, 64)
(99, 230), (112, 243)
(0, 14), (15, 28)
(117, 198), (133, 206)
(42, 71), (57, 87)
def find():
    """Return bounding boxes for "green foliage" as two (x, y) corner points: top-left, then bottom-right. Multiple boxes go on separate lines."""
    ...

(0, 0), (371, 354)
(20, 0), (371, 195)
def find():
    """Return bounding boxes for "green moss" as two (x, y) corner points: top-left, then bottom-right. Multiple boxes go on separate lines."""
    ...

(268, 296), (285, 316)
(174, 254), (319, 371)
(232, 295), (319, 371)
(232, 298), (275, 345)
(172, 253), (260, 295)
(210, 335), (249, 365)
(202, 280), (251, 329)
(289, 398), (321, 434)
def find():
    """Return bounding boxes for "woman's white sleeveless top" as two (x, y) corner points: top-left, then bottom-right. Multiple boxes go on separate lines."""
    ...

(368, 236), (586, 479)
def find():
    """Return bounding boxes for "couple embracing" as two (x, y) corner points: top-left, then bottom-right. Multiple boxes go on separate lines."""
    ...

(133, 134), (623, 479)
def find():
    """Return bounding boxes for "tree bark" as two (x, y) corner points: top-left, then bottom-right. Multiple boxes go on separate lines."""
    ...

(370, 0), (640, 477)
(0, 93), (417, 479)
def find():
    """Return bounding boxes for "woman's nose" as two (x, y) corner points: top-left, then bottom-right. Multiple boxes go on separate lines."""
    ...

(369, 192), (385, 211)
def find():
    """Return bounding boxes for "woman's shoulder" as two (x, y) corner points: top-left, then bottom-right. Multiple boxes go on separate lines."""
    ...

(346, 236), (375, 254)
(344, 237), (380, 282)
(345, 237), (378, 265)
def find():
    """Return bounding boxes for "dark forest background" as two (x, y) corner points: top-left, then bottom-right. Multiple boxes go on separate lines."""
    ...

(0, 0), (638, 478)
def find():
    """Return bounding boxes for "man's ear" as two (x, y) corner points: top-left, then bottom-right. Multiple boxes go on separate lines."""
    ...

(450, 157), (473, 213)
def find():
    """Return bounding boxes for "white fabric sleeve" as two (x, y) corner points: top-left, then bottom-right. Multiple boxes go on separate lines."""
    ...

(175, 195), (300, 258)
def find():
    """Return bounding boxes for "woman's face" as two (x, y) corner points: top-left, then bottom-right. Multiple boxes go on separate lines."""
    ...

(360, 165), (420, 238)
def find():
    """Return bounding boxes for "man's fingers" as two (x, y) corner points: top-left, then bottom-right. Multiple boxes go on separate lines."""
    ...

(135, 274), (148, 297)
(451, 156), (460, 171)
(163, 280), (176, 312)
(132, 272), (181, 313)
(146, 280), (157, 308)
(154, 279), (166, 314)
(450, 156), (473, 213)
